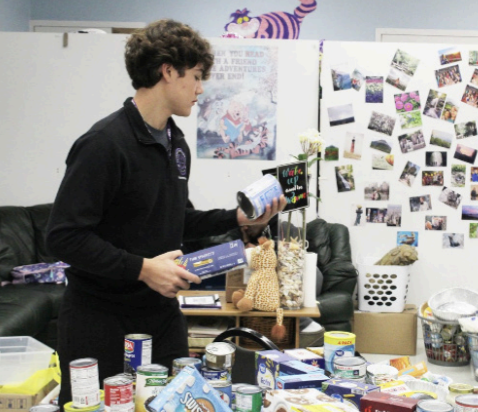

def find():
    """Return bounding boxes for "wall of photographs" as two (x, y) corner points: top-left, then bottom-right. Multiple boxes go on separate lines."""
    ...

(319, 41), (478, 306)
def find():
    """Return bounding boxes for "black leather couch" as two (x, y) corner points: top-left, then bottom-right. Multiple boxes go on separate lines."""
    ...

(0, 204), (357, 351)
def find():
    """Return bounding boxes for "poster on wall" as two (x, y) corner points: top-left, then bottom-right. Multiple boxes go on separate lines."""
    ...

(196, 44), (278, 160)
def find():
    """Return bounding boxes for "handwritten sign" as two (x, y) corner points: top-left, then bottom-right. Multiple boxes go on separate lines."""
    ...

(277, 161), (309, 212)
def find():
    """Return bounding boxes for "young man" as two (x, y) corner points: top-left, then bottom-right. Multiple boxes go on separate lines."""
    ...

(46, 19), (284, 409)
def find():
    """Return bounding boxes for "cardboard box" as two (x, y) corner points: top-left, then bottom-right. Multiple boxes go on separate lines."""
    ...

(0, 380), (57, 412)
(225, 268), (247, 302)
(276, 373), (329, 389)
(360, 391), (418, 412)
(352, 305), (417, 355)
(255, 350), (296, 389)
(321, 378), (380, 410)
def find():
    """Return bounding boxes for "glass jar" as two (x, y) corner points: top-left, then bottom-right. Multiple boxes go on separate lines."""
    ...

(445, 383), (473, 406)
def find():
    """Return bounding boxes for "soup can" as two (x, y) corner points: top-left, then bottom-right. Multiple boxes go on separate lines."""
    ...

(205, 342), (236, 370)
(172, 357), (202, 376)
(135, 364), (168, 412)
(237, 174), (283, 219)
(124, 334), (152, 376)
(333, 356), (366, 380)
(209, 379), (232, 407)
(417, 400), (454, 412)
(104, 376), (134, 412)
(69, 357), (101, 408)
(455, 395), (478, 412)
(235, 384), (263, 412)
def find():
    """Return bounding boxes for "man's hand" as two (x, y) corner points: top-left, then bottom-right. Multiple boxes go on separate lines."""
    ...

(139, 250), (201, 298)
(237, 194), (287, 227)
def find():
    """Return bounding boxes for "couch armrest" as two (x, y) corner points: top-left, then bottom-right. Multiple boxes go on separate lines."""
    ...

(316, 291), (355, 326)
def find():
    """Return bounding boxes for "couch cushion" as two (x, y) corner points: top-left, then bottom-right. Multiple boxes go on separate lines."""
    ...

(0, 207), (37, 283)
(0, 287), (53, 337)
(3, 284), (65, 317)
(26, 204), (56, 263)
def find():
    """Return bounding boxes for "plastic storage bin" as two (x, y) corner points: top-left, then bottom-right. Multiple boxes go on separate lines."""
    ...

(0, 336), (53, 384)
(467, 333), (478, 381)
(357, 257), (410, 312)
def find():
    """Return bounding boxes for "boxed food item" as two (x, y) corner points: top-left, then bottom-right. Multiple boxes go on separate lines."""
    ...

(280, 360), (324, 376)
(321, 378), (380, 409)
(276, 373), (330, 389)
(360, 391), (419, 412)
(283, 349), (325, 369)
(352, 305), (417, 355)
(175, 240), (247, 280)
(146, 366), (231, 412)
(255, 350), (296, 389)
(225, 269), (247, 303)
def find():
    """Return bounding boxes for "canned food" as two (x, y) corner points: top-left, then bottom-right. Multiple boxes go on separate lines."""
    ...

(104, 376), (134, 412)
(209, 379), (232, 407)
(135, 364), (168, 412)
(30, 406), (60, 412)
(124, 334), (152, 376)
(201, 366), (229, 381)
(237, 174), (283, 219)
(455, 395), (478, 412)
(417, 400), (454, 412)
(333, 356), (366, 380)
(69, 358), (101, 408)
(172, 357), (202, 376)
(231, 383), (242, 411)
(235, 384), (263, 412)
(446, 384), (474, 406)
(63, 402), (102, 412)
(205, 342), (236, 370)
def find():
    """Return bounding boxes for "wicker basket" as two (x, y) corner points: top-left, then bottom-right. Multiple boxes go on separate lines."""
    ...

(240, 317), (294, 348)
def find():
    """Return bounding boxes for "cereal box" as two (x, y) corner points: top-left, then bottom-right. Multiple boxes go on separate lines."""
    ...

(276, 373), (330, 389)
(284, 349), (325, 369)
(175, 240), (247, 280)
(255, 350), (296, 389)
(146, 366), (232, 412)
(321, 378), (380, 409)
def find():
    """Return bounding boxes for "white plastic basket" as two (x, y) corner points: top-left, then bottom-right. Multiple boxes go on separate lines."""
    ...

(357, 257), (410, 312)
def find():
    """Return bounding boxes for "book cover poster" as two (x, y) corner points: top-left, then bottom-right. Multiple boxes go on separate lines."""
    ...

(197, 45), (278, 160)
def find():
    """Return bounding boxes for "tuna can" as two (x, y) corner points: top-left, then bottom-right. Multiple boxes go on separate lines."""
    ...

(209, 379), (232, 407)
(201, 366), (230, 381)
(135, 364), (168, 412)
(235, 384), (263, 412)
(104, 376), (134, 412)
(69, 357), (101, 408)
(63, 390), (104, 412)
(124, 334), (152, 376)
(324, 331), (356, 372)
(417, 400), (454, 412)
(172, 357), (202, 376)
(455, 395), (478, 412)
(237, 174), (283, 219)
(30, 406), (60, 412)
(333, 356), (367, 380)
(205, 342), (236, 370)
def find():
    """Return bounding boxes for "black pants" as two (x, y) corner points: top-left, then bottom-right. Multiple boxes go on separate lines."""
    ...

(57, 290), (188, 410)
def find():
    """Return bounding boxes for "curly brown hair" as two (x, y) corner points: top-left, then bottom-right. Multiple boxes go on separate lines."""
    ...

(125, 19), (214, 90)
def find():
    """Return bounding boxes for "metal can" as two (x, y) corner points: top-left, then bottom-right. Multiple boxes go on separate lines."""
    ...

(417, 400), (454, 412)
(135, 364), (168, 412)
(455, 395), (478, 412)
(69, 357), (101, 408)
(237, 174), (283, 219)
(124, 334), (152, 376)
(333, 356), (366, 380)
(63, 390), (104, 412)
(209, 379), (232, 407)
(235, 384), (263, 412)
(205, 342), (236, 370)
(231, 383), (241, 411)
(104, 376), (134, 412)
(201, 366), (229, 381)
(446, 384), (474, 406)
(30, 406), (60, 412)
(172, 357), (202, 376)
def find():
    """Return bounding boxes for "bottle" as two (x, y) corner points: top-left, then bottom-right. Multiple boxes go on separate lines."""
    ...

(445, 383), (473, 406)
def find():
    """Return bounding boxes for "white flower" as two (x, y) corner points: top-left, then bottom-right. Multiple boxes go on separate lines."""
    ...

(298, 129), (325, 157)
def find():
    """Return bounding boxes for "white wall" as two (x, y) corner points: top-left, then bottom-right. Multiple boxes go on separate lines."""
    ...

(319, 40), (478, 307)
(0, 33), (320, 225)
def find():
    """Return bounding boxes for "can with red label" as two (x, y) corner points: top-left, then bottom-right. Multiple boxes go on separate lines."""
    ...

(104, 376), (134, 412)
(69, 358), (101, 408)
(124, 334), (152, 375)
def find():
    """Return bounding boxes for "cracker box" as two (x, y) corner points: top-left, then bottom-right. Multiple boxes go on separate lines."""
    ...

(280, 360), (324, 376)
(255, 350), (296, 389)
(146, 366), (232, 412)
(360, 391), (419, 412)
(284, 349), (325, 369)
(276, 373), (330, 389)
(175, 240), (247, 280)
(321, 378), (380, 409)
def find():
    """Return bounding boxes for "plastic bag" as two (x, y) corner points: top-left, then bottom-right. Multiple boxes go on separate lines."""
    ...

(10, 262), (69, 284)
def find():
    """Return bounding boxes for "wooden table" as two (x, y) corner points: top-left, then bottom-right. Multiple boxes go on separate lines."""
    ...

(179, 290), (320, 350)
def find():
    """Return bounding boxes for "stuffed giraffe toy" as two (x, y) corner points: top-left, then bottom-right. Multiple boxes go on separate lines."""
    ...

(232, 236), (286, 341)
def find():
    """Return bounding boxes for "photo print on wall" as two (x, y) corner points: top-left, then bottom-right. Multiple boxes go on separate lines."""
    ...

(461, 84), (478, 109)
(462, 204), (478, 220)
(471, 69), (478, 86)
(398, 130), (426, 153)
(454, 143), (478, 164)
(324, 144), (339, 161)
(422, 170), (444, 186)
(423, 89), (446, 119)
(455, 121), (477, 139)
(438, 187), (462, 209)
(430, 129), (452, 149)
(364, 181), (390, 201)
(343, 132), (363, 160)
(425, 215), (447, 230)
(385, 204), (402, 227)
(442, 233), (464, 249)
(366, 207), (387, 223)
(368, 111), (396, 136)
(372, 153), (394, 170)
(399, 161), (420, 187)
(439, 47), (462, 65)
(331, 63), (352, 91)
(335, 165), (355, 192)
(397, 231), (418, 247)
(365, 76), (383, 103)
(451, 164), (466, 187)
(370, 136), (393, 154)
(471, 167), (478, 182)
(399, 111), (423, 130)
(386, 49), (420, 91)
(409, 195), (432, 212)
(425, 151), (447, 167)
(471, 185), (478, 201)
(435, 64), (462, 88)
(351, 68), (364, 91)
(440, 99), (459, 123)
(469, 51), (478, 66)
(470, 223), (478, 239)
(328, 104), (355, 127)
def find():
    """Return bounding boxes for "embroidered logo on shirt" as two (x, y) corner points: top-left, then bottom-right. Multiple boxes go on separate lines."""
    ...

(175, 148), (187, 177)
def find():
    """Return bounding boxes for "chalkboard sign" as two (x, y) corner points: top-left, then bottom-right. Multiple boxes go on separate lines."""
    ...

(277, 161), (309, 212)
